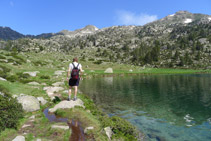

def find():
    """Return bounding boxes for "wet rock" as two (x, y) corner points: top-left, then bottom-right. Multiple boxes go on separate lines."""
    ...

(104, 68), (113, 73)
(104, 127), (113, 140)
(51, 125), (69, 130)
(37, 97), (47, 105)
(12, 135), (25, 141)
(17, 95), (40, 112)
(84, 127), (94, 134)
(49, 99), (85, 113)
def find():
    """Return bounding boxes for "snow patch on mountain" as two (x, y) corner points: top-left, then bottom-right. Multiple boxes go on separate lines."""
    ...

(184, 19), (192, 23)
(169, 14), (175, 17)
(208, 17), (211, 21)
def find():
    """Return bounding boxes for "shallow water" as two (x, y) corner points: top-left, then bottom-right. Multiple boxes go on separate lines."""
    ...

(80, 74), (211, 141)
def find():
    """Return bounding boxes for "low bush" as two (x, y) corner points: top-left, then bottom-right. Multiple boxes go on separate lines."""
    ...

(40, 75), (50, 79)
(0, 85), (23, 132)
(0, 55), (6, 59)
(32, 61), (47, 66)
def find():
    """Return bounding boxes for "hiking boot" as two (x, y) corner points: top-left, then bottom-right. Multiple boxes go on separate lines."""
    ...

(68, 97), (71, 101)
(73, 97), (77, 101)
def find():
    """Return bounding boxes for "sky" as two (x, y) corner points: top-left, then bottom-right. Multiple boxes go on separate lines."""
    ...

(0, 0), (210, 35)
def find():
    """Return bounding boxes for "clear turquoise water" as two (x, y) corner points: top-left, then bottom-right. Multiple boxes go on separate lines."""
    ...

(80, 74), (211, 141)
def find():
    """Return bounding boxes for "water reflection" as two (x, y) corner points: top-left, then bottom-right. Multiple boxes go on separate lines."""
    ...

(80, 74), (211, 140)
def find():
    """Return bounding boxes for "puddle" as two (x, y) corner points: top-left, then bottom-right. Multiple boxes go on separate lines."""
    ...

(43, 108), (85, 141)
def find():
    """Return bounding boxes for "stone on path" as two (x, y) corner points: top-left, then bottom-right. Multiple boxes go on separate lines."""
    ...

(17, 95), (40, 112)
(43, 86), (64, 96)
(12, 135), (25, 141)
(51, 125), (69, 130)
(104, 127), (113, 140)
(49, 99), (85, 113)
(37, 97), (47, 105)
(23, 71), (40, 77)
(104, 68), (113, 73)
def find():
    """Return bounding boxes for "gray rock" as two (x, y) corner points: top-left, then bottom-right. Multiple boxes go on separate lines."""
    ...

(129, 69), (133, 72)
(17, 96), (40, 112)
(104, 127), (113, 140)
(84, 127), (94, 134)
(23, 71), (40, 77)
(0, 77), (7, 81)
(43, 86), (64, 96)
(54, 70), (65, 75)
(52, 82), (64, 87)
(104, 68), (113, 73)
(51, 125), (69, 130)
(28, 82), (40, 85)
(37, 97), (47, 105)
(49, 99), (85, 113)
(12, 135), (25, 141)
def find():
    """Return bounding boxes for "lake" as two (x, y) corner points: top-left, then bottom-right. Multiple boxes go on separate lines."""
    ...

(80, 74), (211, 141)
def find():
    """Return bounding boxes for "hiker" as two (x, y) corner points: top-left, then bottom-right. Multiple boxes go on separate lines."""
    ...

(67, 57), (83, 101)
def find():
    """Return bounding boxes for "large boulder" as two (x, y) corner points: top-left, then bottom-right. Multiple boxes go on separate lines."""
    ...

(49, 99), (85, 113)
(37, 97), (47, 105)
(104, 68), (113, 73)
(0, 77), (7, 81)
(52, 82), (64, 87)
(28, 82), (40, 85)
(17, 95), (40, 112)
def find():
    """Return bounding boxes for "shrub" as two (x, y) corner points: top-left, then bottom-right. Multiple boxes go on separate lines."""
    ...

(6, 75), (18, 82)
(32, 61), (47, 66)
(0, 55), (6, 59)
(40, 75), (50, 79)
(0, 85), (23, 132)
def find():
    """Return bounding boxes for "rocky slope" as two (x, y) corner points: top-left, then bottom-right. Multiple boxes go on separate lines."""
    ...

(0, 11), (211, 68)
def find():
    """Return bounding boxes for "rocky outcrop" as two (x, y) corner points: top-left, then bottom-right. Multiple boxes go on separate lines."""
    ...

(17, 95), (40, 112)
(23, 71), (40, 77)
(37, 97), (47, 105)
(49, 99), (85, 113)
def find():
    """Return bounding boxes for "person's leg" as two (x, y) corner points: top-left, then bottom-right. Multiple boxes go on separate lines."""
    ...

(68, 86), (72, 100)
(74, 86), (78, 100)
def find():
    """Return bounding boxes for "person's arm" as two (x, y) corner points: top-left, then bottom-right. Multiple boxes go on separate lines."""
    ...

(67, 66), (71, 81)
(80, 66), (83, 78)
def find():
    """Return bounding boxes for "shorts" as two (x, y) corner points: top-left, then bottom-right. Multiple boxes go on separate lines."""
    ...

(69, 78), (80, 86)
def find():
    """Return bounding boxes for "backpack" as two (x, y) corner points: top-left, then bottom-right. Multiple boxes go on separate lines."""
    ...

(71, 63), (80, 80)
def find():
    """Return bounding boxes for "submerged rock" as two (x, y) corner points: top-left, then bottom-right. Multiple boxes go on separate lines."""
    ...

(49, 99), (85, 113)
(17, 95), (40, 112)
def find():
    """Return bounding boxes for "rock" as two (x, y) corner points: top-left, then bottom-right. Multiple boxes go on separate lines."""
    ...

(41, 83), (47, 86)
(90, 70), (95, 72)
(37, 97), (47, 105)
(54, 70), (65, 75)
(29, 115), (35, 119)
(12, 135), (25, 141)
(51, 125), (69, 130)
(22, 124), (31, 128)
(12, 94), (18, 98)
(52, 82), (64, 87)
(26, 59), (31, 63)
(28, 82), (40, 85)
(104, 68), (113, 73)
(84, 127), (94, 134)
(104, 127), (113, 140)
(43, 87), (64, 96)
(129, 69), (133, 72)
(49, 99), (85, 113)
(0, 77), (7, 81)
(23, 71), (40, 77)
(36, 139), (41, 141)
(17, 95), (40, 112)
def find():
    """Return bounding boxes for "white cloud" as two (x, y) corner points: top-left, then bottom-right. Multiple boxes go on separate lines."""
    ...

(115, 10), (158, 26)
(10, 1), (14, 7)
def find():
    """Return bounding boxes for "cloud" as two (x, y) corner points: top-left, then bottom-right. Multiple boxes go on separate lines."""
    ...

(10, 1), (14, 7)
(115, 10), (158, 26)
